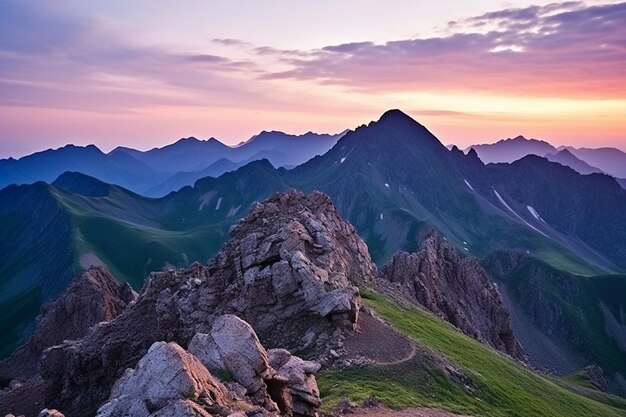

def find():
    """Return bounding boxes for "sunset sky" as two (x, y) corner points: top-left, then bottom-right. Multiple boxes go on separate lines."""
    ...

(1, 0), (625, 158)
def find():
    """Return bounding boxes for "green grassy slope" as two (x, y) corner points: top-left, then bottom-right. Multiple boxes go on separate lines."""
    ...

(318, 291), (626, 417)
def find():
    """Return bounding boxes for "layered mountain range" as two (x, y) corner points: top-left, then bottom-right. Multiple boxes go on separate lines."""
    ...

(1, 110), (625, 415)
(466, 135), (626, 186)
(0, 131), (342, 197)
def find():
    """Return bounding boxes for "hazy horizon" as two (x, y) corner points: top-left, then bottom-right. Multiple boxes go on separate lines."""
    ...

(1, 0), (625, 157)
(3, 114), (626, 160)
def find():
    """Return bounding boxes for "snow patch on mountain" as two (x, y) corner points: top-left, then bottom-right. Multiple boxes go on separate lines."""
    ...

(527, 205), (545, 223)
(494, 190), (549, 238)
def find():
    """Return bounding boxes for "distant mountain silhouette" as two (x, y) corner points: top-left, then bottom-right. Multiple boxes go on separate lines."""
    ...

(466, 137), (626, 189)
(560, 146), (626, 178)
(545, 149), (605, 175)
(0, 144), (165, 192)
(465, 135), (556, 164)
(1, 131), (342, 196)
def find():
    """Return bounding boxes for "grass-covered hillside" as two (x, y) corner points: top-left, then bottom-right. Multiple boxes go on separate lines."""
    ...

(318, 291), (626, 417)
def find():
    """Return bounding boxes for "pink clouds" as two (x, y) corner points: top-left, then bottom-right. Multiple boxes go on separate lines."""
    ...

(263, 2), (626, 98)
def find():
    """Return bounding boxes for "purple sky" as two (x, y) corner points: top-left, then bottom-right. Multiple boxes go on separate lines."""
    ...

(1, 0), (625, 158)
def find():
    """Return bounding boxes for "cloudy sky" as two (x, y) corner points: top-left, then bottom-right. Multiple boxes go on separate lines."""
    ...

(1, 0), (625, 157)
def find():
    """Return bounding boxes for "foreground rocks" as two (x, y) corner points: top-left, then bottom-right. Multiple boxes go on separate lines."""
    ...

(94, 316), (321, 417)
(380, 233), (523, 359)
(36, 190), (374, 416)
(96, 341), (227, 417)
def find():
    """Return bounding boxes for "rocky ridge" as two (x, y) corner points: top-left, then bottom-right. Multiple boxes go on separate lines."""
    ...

(35, 190), (375, 416)
(379, 233), (523, 359)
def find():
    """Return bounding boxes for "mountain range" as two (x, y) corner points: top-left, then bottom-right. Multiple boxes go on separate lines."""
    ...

(0, 131), (342, 197)
(466, 136), (626, 187)
(1, 110), (626, 404)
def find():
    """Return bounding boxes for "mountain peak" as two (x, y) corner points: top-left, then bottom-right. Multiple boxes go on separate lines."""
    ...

(377, 109), (415, 124)
(556, 148), (576, 158)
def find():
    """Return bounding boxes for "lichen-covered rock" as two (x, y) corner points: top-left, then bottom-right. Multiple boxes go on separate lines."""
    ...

(380, 232), (523, 359)
(149, 400), (211, 417)
(96, 342), (226, 416)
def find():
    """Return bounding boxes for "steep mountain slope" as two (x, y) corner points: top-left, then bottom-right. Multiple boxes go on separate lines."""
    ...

(291, 110), (623, 274)
(321, 291), (626, 417)
(0, 144), (165, 192)
(465, 135), (557, 163)
(379, 233), (523, 359)
(482, 251), (626, 396)
(546, 149), (605, 175)
(463, 155), (626, 269)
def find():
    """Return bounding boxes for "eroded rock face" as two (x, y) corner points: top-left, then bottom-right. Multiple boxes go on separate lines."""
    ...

(0, 266), (137, 379)
(40, 190), (372, 416)
(380, 233), (523, 359)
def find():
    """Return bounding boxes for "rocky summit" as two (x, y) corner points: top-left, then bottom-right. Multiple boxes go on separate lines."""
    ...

(380, 232), (524, 359)
(13, 190), (376, 416)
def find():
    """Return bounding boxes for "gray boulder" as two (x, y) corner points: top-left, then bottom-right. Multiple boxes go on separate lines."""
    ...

(188, 315), (275, 408)
(96, 342), (226, 416)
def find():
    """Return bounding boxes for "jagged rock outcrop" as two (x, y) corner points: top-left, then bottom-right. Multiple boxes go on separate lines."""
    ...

(380, 233), (523, 359)
(0, 266), (137, 380)
(38, 190), (373, 416)
(188, 315), (322, 417)
(96, 330), (321, 417)
(96, 341), (227, 417)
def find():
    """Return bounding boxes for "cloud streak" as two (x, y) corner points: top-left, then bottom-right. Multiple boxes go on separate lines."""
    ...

(263, 2), (626, 98)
